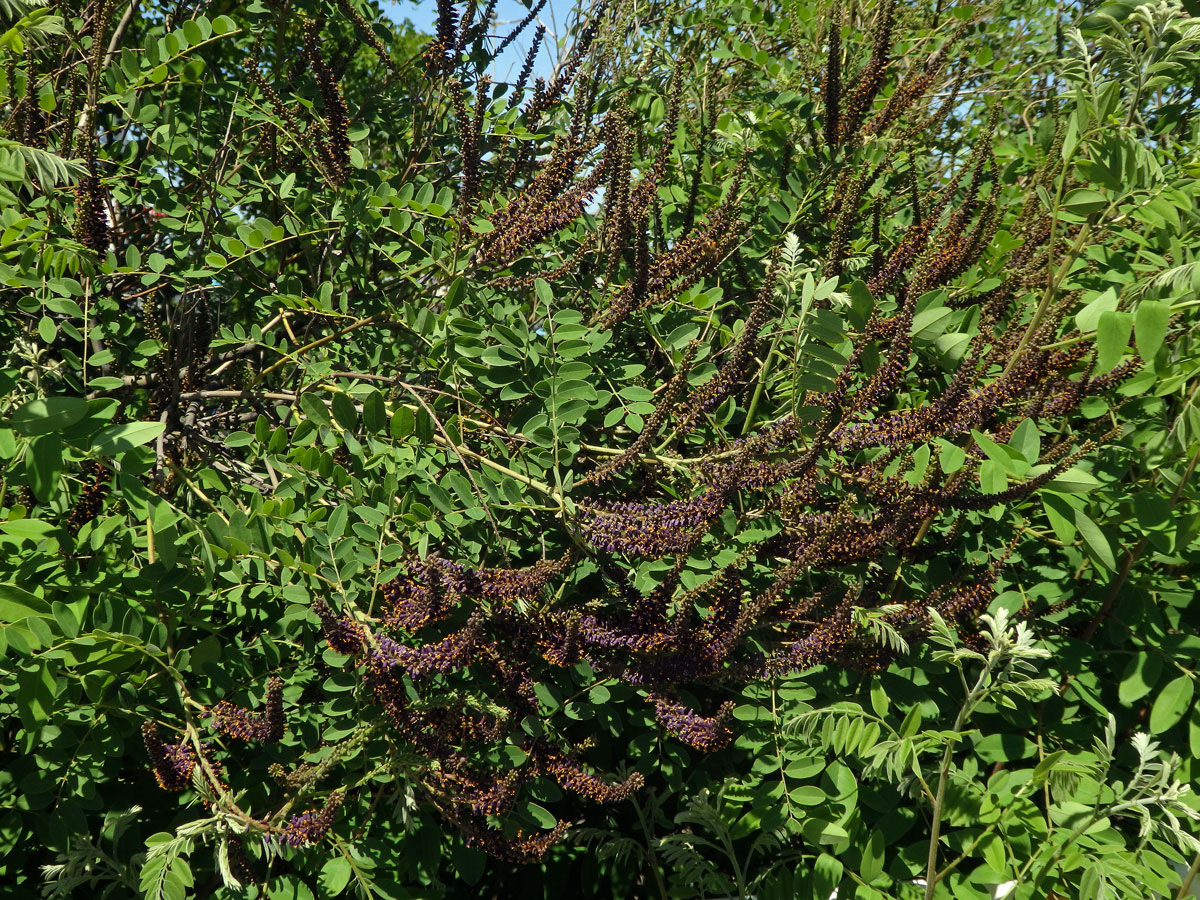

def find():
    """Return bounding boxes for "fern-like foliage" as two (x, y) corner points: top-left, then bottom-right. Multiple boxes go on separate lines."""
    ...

(138, 816), (221, 900)
(785, 701), (938, 788)
(0, 140), (86, 195)
(40, 806), (143, 899)
(851, 603), (910, 654)
(0, 2), (62, 52)
(0, 0), (47, 20)
(1126, 258), (1200, 300)
(571, 827), (648, 869)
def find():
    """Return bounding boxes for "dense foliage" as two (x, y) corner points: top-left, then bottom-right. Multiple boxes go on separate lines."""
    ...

(2, 0), (1200, 897)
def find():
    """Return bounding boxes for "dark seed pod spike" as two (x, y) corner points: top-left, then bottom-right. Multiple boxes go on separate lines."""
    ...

(304, 19), (352, 187)
(823, 1), (843, 149)
(496, 0), (547, 57)
(425, 0), (459, 75)
(837, 0), (897, 146)
(506, 25), (545, 113)
(334, 0), (402, 78)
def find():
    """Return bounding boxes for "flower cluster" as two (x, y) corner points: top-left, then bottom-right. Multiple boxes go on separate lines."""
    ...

(507, 26), (545, 113)
(763, 610), (855, 677)
(453, 769), (522, 816)
(602, 172), (745, 327)
(577, 488), (725, 558)
(478, 138), (605, 269)
(539, 750), (644, 803)
(424, 0), (459, 75)
(142, 722), (196, 791)
(648, 694), (735, 751)
(675, 252), (780, 430)
(313, 597), (367, 654)
(452, 76), (490, 208)
(465, 823), (571, 863)
(370, 618), (481, 680)
(278, 791), (345, 847)
(496, 0), (546, 56)
(520, 3), (605, 122)
(822, 1), (844, 148)
(863, 22), (966, 139)
(835, 0), (896, 145)
(209, 677), (285, 743)
(584, 343), (698, 484)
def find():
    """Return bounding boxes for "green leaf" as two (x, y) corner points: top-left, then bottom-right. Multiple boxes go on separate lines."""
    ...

(90, 421), (166, 458)
(1133, 300), (1169, 366)
(38, 314), (56, 343)
(979, 458), (1007, 494)
(331, 392), (358, 431)
(1062, 188), (1108, 216)
(859, 828), (886, 883)
(1009, 419), (1041, 465)
(1074, 509), (1115, 571)
(27, 433), (63, 502)
(788, 785), (826, 805)
(1075, 289), (1118, 332)
(390, 407), (415, 439)
(0, 519), (56, 542)
(813, 853), (844, 897)
(299, 392), (331, 427)
(16, 660), (57, 729)
(318, 856), (353, 896)
(898, 705), (923, 738)
(800, 819), (849, 845)
(1095, 310), (1132, 375)
(362, 390), (386, 434)
(51, 601), (79, 638)
(1033, 749), (1069, 783)
(525, 802), (557, 829)
(936, 439), (965, 474)
(973, 733), (1036, 764)
(979, 833), (1006, 873)
(1042, 493), (1076, 544)
(971, 430), (1029, 475)
(1149, 675), (1194, 734)
(1048, 466), (1102, 494)
(1118, 651), (1161, 705)
(1189, 705), (1200, 759)
(0, 583), (52, 622)
(10, 396), (89, 436)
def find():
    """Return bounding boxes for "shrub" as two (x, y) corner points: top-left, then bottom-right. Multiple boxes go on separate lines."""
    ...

(1, 0), (1199, 897)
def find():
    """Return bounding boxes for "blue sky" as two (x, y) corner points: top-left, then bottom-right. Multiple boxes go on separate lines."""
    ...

(381, 0), (564, 81)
